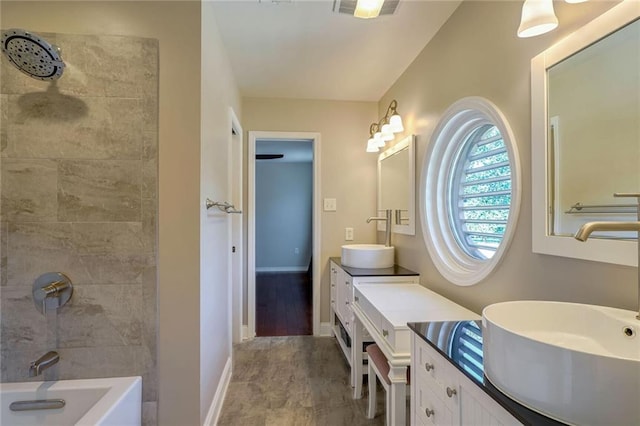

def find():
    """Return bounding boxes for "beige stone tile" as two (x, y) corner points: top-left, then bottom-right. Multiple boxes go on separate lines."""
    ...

(0, 286), (47, 351)
(6, 222), (91, 287)
(69, 222), (144, 255)
(1, 347), (51, 382)
(55, 345), (141, 379)
(57, 284), (143, 348)
(3, 95), (142, 160)
(142, 131), (158, 161)
(1, 95), (8, 154)
(6, 222), (145, 286)
(77, 253), (148, 285)
(58, 160), (142, 222)
(1, 221), (7, 286)
(142, 264), (157, 345)
(141, 158), (157, 200)
(142, 401), (158, 426)
(139, 341), (157, 403)
(1, 158), (58, 222)
(141, 198), (157, 254)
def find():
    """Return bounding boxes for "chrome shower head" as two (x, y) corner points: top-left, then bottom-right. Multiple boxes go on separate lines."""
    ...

(1, 28), (65, 81)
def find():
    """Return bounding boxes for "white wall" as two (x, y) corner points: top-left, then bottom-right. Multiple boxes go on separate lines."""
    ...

(256, 161), (313, 271)
(379, 0), (636, 314)
(200, 1), (241, 423)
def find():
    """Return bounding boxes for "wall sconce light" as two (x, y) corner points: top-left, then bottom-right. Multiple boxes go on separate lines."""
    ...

(518, 0), (558, 38)
(518, 0), (589, 38)
(366, 100), (404, 152)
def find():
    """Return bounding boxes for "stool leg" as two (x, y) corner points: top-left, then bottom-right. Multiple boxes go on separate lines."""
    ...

(367, 362), (376, 419)
(385, 386), (391, 426)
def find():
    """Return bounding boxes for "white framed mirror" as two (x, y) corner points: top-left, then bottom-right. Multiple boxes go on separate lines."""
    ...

(377, 134), (415, 235)
(531, 1), (639, 267)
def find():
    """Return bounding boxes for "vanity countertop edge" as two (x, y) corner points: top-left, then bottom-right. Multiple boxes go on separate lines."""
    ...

(408, 321), (565, 426)
(330, 257), (419, 277)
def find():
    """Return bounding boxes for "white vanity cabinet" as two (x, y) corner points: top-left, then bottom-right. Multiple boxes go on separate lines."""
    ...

(329, 259), (419, 384)
(411, 333), (521, 426)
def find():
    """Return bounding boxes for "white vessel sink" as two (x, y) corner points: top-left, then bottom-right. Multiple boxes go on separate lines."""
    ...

(483, 301), (640, 426)
(341, 244), (394, 269)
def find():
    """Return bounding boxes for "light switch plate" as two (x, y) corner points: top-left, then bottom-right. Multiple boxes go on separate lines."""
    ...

(323, 198), (337, 211)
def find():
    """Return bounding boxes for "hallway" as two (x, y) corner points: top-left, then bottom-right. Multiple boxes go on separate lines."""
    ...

(218, 337), (384, 426)
(256, 272), (312, 336)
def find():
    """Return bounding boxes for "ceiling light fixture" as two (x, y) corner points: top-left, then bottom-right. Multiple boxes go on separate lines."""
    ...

(517, 0), (558, 38)
(366, 100), (404, 152)
(354, 0), (385, 19)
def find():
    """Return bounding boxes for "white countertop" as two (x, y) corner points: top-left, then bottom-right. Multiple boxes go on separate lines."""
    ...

(355, 283), (480, 328)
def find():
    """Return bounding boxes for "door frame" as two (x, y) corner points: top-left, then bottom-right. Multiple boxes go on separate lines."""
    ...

(248, 131), (321, 338)
(228, 107), (244, 344)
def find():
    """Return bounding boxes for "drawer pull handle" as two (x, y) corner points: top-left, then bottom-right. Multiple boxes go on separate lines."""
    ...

(354, 296), (359, 302)
(345, 281), (349, 285)
(446, 387), (457, 398)
(345, 301), (350, 305)
(425, 363), (434, 372)
(345, 321), (349, 326)
(382, 329), (389, 337)
(425, 408), (435, 418)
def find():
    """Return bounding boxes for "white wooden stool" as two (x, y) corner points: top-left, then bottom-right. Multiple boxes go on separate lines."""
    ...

(366, 344), (410, 425)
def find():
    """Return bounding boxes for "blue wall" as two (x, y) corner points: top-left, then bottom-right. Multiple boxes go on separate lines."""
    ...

(256, 161), (313, 271)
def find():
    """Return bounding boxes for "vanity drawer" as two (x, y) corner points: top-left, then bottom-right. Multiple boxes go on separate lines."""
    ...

(380, 315), (411, 354)
(354, 287), (382, 332)
(415, 373), (453, 426)
(415, 338), (458, 405)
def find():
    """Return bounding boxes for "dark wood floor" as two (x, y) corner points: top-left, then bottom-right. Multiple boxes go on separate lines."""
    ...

(256, 271), (312, 336)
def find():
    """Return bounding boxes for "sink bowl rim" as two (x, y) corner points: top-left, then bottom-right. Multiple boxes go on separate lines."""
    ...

(340, 244), (395, 269)
(482, 300), (639, 361)
(341, 244), (394, 250)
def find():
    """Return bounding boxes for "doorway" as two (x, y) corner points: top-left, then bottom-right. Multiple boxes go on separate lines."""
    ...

(248, 131), (321, 338)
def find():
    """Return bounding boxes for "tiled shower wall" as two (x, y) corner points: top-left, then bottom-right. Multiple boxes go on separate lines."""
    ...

(0, 33), (158, 423)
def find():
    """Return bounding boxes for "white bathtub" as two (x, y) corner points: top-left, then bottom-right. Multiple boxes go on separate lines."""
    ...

(0, 376), (141, 426)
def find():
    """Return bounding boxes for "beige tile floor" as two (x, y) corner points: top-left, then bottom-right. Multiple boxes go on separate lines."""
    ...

(218, 336), (389, 426)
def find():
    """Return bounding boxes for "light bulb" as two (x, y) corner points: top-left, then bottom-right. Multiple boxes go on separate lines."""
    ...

(374, 132), (385, 148)
(389, 114), (404, 133)
(381, 123), (394, 141)
(366, 138), (379, 153)
(354, 0), (384, 19)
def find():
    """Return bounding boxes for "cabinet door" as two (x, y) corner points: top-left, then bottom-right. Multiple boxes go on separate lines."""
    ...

(330, 262), (338, 309)
(459, 377), (521, 426)
(335, 267), (351, 327)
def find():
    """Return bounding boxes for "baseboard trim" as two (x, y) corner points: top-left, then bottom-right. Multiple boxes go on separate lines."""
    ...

(241, 325), (250, 341)
(255, 266), (308, 272)
(319, 322), (333, 337)
(203, 356), (232, 426)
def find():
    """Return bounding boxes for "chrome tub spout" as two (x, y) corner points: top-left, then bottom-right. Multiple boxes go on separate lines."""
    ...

(29, 351), (59, 377)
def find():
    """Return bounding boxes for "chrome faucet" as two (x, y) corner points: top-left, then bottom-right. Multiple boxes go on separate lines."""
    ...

(367, 209), (393, 247)
(574, 193), (640, 320)
(29, 351), (59, 377)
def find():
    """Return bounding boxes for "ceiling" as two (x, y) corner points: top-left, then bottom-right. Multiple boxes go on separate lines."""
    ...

(211, 0), (462, 102)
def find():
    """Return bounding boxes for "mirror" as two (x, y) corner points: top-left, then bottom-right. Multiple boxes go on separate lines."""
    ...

(531, 2), (639, 266)
(378, 134), (415, 235)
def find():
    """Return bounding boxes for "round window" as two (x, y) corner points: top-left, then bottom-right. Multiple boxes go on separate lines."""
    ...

(421, 97), (521, 286)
